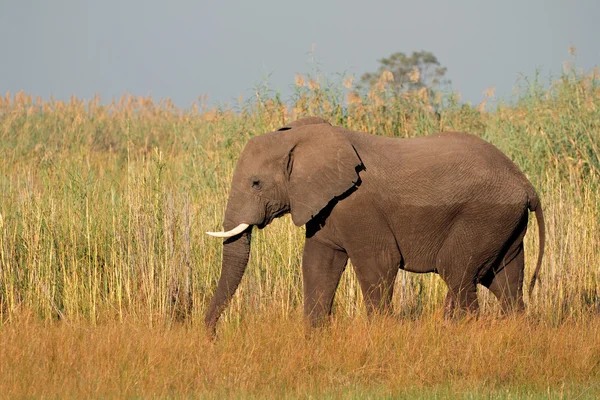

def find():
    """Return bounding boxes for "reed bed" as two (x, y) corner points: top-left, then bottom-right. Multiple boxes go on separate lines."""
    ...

(0, 65), (598, 397)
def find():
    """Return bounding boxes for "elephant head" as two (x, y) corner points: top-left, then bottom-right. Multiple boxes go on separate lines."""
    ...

(205, 117), (363, 332)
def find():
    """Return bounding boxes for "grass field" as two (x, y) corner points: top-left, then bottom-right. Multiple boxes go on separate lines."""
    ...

(0, 65), (599, 398)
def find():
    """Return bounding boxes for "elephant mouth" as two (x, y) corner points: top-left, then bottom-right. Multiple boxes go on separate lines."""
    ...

(257, 207), (289, 229)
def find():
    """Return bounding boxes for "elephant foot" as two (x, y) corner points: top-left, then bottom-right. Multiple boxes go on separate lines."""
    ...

(443, 290), (479, 321)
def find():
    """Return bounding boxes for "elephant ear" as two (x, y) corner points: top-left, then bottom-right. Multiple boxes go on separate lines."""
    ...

(287, 127), (362, 226)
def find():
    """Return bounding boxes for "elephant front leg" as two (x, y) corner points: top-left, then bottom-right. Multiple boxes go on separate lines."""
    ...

(302, 237), (348, 328)
(354, 266), (398, 316)
(350, 250), (401, 316)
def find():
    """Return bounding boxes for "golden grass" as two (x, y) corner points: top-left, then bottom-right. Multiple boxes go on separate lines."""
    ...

(1, 312), (599, 398)
(0, 64), (599, 397)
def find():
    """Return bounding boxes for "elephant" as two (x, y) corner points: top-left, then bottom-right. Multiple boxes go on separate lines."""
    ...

(205, 116), (545, 331)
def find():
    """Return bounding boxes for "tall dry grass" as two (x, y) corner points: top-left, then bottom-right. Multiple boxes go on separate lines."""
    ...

(0, 312), (598, 398)
(0, 64), (599, 397)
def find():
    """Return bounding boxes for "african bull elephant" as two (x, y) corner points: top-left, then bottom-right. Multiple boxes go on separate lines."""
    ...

(205, 117), (545, 331)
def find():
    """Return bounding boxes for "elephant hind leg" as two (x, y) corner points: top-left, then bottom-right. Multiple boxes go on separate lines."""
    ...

(436, 205), (529, 319)
(441, 277), (479, 319)
(435, 222), (489, 319)
(481, 243), (525, 314)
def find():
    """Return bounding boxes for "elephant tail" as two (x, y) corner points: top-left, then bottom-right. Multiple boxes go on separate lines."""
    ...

(527, 195), (546, 297)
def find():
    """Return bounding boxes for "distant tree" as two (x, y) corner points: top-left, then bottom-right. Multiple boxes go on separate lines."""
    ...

(359, 50), (449, 96)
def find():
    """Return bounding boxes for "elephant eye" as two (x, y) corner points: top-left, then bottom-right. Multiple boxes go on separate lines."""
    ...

(251, 178), (262, 190)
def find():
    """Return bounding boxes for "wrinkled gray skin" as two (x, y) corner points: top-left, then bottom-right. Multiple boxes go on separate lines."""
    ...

(205, 117), (545, 332)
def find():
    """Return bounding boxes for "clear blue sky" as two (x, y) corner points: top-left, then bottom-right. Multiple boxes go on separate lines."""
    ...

(1, 0), (598, 108)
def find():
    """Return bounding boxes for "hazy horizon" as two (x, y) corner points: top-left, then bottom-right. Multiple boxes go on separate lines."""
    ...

(1, 1), (598, 109)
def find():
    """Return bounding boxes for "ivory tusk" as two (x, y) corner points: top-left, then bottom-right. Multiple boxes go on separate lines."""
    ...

(206, 223), (250, 238)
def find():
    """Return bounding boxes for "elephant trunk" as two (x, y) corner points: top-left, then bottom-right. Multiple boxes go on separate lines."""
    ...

(204, 227), (252, 333)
